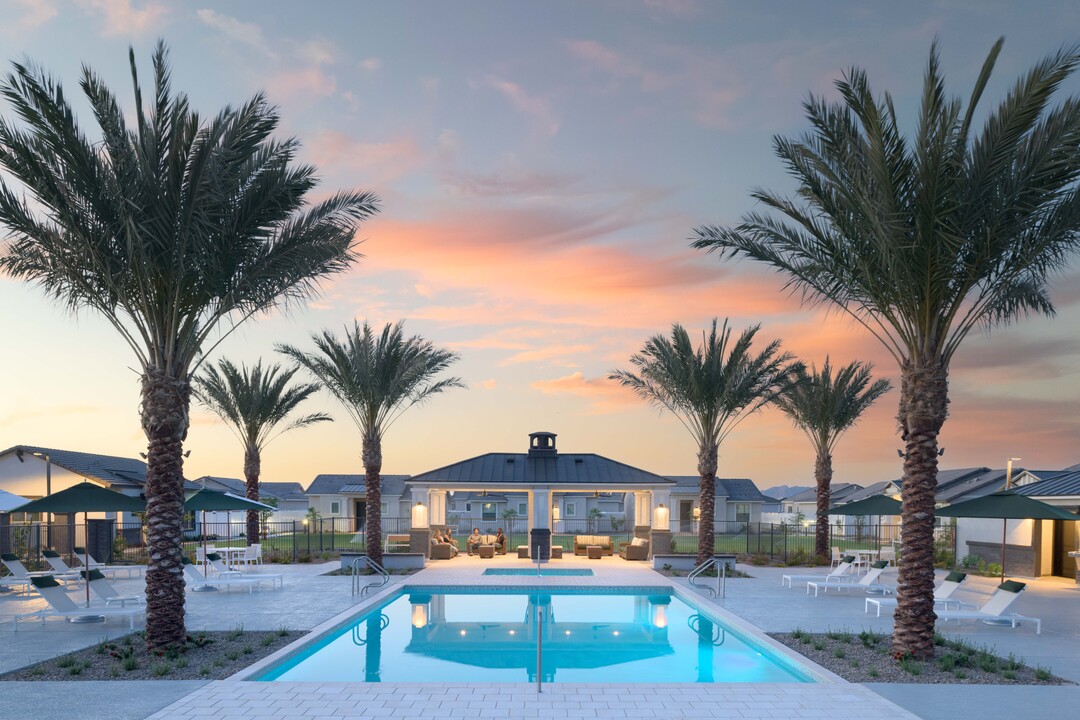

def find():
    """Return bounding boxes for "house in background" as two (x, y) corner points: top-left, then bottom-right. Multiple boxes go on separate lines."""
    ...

(305, 474), (412, 531)
(192, 476), (310, 534)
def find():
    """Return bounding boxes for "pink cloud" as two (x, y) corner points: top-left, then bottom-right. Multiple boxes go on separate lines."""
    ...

(500, 344), (593, 367)
(530, 372), (640, 414)
(75, 0), (167, 37)
(303, 132), (423, 185)
(482, 75), (559, 136)
(266, 67), (337, 101)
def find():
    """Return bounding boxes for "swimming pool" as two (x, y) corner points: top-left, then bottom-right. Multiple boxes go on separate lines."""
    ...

(254, 587), (814, 683)
(483, 568), (594, 576)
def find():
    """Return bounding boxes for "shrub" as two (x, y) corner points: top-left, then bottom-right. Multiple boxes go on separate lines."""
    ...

(122, 657), (139, 672)
(1036, 667), (1053, 681)
(899, 656), (921, 675)
(151, 663), (171, 677)
(748, 553), (770, 566)
(960, 554), (981, 569)
(985, 562), (1003, 576)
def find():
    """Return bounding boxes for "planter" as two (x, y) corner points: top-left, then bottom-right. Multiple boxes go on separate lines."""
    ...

(340, 552), (425, 571)
(652, 553), (697, 571)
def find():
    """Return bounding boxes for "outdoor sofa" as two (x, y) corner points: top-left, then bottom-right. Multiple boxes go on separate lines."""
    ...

(618, 537), (650, 560)
(574, 535), (614, 556)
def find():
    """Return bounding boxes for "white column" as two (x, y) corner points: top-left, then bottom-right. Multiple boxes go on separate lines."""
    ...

(532, 488), (550, 530)
(634, 491), (652, 527)
(429, 490), (447, 526)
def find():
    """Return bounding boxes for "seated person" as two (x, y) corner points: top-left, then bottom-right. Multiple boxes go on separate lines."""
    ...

(467, 527), (482, 556)
(443, 527), (459, 549)
(433, 531), (458, 556)
(494, 528), (507, 552)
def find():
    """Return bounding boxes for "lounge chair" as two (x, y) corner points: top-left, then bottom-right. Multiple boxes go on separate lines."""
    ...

(73, 546), (144, 578)
(182, 557), (265, 593)
(865, 571), (967, 616)
(43, 550), (119, 581)
(807, 561), (893, 596)
(2, 553), (79, 587)
(934, 580), (1041, 634)
(14, 576), (144, 630)
(781, 556), (856, 588)
(0, 576), (31, 594)
(81, 569), (143, 607)
(205, 553), (283, 589)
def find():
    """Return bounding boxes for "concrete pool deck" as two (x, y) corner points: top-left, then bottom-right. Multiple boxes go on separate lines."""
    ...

(1, 555), (1076, 719)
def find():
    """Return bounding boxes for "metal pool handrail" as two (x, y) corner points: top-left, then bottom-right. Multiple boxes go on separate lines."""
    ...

(536, 605), (543, 693)
(351, 556), (389, 596)
(688, 555), (736, 598)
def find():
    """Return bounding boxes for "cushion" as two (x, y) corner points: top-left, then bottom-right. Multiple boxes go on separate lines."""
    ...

(2, 553), (19, 561)
(42, 550), (60, 558)
(207, 553), (222, 561)
(81, 569), (106, 582)
(30, 575), (61, 589)
(841, 555), (856, 564)
(998, 580), (1026, 593)
(944, 571), (967, 583)
(871, 560), (888, 569)
(631, 537), (647, 547)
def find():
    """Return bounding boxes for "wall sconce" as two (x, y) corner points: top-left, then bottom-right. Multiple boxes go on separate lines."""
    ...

(651, 603), (668, 629)
(692, 506), (701, 520)
(552, 505), (560, 522)
(412, 501), (429, 529)
(411, 603), (429, 629)
(653, 503), (669, 531)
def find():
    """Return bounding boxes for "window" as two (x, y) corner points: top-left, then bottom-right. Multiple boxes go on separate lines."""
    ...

(330, 502), (340, 515)
(564, 503), (577, 517)
(380, 502), (387, 514)
(482, 502), (496, 521)
(735, 504), (750, 523)
(518, 502), (528, 515)
(466, 503), (472, 512)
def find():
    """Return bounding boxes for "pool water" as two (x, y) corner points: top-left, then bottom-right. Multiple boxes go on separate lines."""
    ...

(255, 588), (812, 683)
(483, 569), (594, 576)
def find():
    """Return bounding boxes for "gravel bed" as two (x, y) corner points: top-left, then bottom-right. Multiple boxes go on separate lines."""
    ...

(0, 629), (296, 681)
(771, 630), (1070, 685)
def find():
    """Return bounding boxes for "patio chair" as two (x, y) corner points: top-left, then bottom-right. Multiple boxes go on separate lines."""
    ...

(206, 553), (283, 589)
(81, 569), (143, 607)
(934, 580), (1041, 634)
(73, 546), (144, 578)
(829, 546), (842, 568)
(878, 546), (896, 566)
(865, 571), (968, 616)
(807, 561), (893, 596)
(781, 555), (855, 588)
(14, 576), (144, 630)
(2, 553), (79, 588)
(181, 557), (265, 593)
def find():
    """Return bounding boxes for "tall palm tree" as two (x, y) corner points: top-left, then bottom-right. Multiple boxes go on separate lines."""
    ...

(773, 359), (891, 559)
(0, 44), (378, 648)
(610, 319), (801, 565)
(194, 358), (332, 545)
(278, 321), (463, 565)
(692, 40), (1080, 658)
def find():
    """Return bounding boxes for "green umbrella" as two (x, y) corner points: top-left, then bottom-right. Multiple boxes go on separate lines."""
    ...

(184, 491), (273, 578)
(828, 495), (902, 552)
(10, 482), (146, 608)
(938, 492), (1080, 580)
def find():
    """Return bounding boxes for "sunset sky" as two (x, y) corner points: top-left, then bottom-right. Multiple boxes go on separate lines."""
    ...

(1, 1), (1078, 493)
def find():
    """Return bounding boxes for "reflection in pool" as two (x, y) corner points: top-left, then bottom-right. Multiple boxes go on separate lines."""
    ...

(257, 588), (812, 683)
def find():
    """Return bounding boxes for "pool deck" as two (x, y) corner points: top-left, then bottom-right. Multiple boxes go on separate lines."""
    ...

(1, 554), (1077, 719)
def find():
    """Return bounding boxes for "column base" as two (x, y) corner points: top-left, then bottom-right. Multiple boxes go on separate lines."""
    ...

(634, 525), (651, 540)
(410, 528), (431, 557)
(649, 529), (673, 558)
(530, 528), (552, 563)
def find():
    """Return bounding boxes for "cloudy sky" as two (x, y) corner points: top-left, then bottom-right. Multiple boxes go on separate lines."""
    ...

(1, 0), (1078, 492)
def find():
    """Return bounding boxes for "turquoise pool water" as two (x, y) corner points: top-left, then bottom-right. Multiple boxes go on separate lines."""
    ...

(255, 587), (813, 683)
(483, 569), (594, 576)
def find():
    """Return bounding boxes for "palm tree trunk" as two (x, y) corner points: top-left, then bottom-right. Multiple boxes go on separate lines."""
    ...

(814, 449), (832, 559)
(244, 446), (261, 545)
(892, 361), (949, 660)
(362, 430), (383, 566)
(140, 366), (190, 650)
(697, 442), (718, 565)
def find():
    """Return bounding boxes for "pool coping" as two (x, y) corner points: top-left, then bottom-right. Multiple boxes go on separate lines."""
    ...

(233, 578), (846, 684)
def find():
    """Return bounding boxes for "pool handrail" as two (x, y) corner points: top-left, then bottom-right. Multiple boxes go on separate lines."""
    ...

(351, 556), (389, 596)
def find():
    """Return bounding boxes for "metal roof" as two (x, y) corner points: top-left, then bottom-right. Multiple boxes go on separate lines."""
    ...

(2, 444), (199, 490)
(258, 482), (307, 502)
(666, 476), (768, 502)
(407, 452), (674, 488)
(1016, 471), (1080, 498)
(786, 483), (864, 504)
(840, 481), (891, 503)
(307, 474), (411, 496)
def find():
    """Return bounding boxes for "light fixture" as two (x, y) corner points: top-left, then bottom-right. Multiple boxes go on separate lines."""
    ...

(692, 507), (701, 520)
(612, 630), (619, 636)
(653, 503), (669, 531)
(552, 505), (560, 522)
(565, 630), (571, 636)
(411, 603), (429, 629)
(459, 629), (466, 636)
(412, 501), (429, 529)
(508, 630), (516, 635)
(651, 604), (668, 629)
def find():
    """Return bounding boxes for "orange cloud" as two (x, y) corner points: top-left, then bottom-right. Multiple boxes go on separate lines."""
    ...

(530, 372), (640, 414)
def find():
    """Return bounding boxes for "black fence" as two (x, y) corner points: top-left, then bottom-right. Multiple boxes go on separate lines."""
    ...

(0, 517), (958, 568)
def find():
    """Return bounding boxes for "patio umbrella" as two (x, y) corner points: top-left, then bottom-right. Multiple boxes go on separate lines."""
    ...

(937, 491), (1080, 581)
(0, 489), (29, 513)
(828, 495), (902, 551)
(184, 490), (273, 577)
(9, 482), (146, 608)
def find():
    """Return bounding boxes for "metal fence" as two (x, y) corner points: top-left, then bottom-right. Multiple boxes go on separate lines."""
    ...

(0, 517), (958, 568)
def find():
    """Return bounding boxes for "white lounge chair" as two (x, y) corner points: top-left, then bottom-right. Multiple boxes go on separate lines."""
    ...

(182, 557), (265, 593)
(807, 561), (893, 596)
(829, 546), (842, 568)
(73, 546), (144, 578)
(206, 553), (282, 589)
(14, 575), (144, 630)
(782, 556), (856, 588)
(865, 571), (968, 616)
(3, 552), (79, 587)
(935, 580), (1041, 634)
(81, 569), (143, 607)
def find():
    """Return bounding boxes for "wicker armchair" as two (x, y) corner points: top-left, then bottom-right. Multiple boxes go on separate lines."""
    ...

(618, 539), (649, 561)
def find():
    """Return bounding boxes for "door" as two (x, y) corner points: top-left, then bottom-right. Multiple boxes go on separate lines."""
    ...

(354, 500), (366, 532)
(1052, 519), (1078, 578)
(679, 500), (694, 533)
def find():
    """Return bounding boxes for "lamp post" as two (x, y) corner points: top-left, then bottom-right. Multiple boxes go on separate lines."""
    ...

(1005, 457), (1022, 489)
(302, 518), (310, 555)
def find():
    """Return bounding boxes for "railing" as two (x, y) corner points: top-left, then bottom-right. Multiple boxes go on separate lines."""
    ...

(688, 555), (734, 598)
(351, 556), (389, 597)
(535, 605), (543, 694)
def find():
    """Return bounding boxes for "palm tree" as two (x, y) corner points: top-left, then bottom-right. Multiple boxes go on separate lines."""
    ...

(194, 359), (332, 545)
(0, 44), (378, 648)
(278, 321), (463, 565)
(691, 40), (1080, 658)
(610, 319), (801, 565)
(773, 359), (891, 559)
